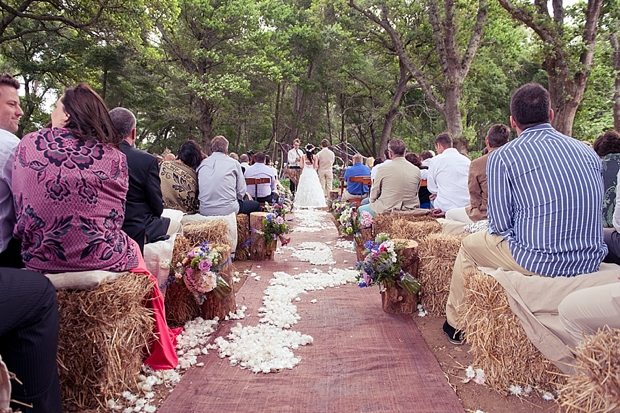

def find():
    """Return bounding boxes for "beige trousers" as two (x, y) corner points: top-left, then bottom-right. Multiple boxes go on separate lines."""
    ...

(444, 207), (474, 224)
(558, 282), (620, 347)
(317, 169), (333, 197)
(446, 230), (535, 330)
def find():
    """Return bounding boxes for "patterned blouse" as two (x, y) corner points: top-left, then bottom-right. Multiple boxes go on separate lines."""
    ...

(12, 127), (139, 273)
(159, 160), (199, 214)
(601, 153), (620, 228)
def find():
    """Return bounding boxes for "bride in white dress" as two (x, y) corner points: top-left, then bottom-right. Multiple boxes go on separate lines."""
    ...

(294, 144), (327, 208)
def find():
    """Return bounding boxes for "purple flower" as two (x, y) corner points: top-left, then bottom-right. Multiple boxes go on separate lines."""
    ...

(45, 176), (70, 201)
(198, 259), (211, 272)
(276, 216), (284, 225)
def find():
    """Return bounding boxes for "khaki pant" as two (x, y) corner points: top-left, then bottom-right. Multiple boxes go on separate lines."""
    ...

(444, 207), (474, 224)
(558, 282), (620, 347)
(317, 169), (333, 197)
(446, 231), (535, 330)
(342, 189), (363, 201)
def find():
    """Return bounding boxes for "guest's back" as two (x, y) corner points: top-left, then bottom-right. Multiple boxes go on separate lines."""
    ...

(160, 140), (203, 214)
(593, 130), (620, 228)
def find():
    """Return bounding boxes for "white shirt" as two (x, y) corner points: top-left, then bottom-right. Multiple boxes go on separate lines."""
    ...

(244, 162), (276, 198)
(287, 147), (303, 167)
(427, 148), (470, 212)
(370, 159), (392, 181)
(614, 169), (620, 233)
(0, 129), (19, 252)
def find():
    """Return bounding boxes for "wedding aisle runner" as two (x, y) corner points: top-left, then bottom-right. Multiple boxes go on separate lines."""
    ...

(158, 209), (464, 413)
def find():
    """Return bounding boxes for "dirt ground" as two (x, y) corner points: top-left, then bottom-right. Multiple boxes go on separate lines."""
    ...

(413, 315), (557, 413)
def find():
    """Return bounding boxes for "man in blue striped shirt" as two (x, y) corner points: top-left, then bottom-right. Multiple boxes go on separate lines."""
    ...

(443, 83), (608, 344)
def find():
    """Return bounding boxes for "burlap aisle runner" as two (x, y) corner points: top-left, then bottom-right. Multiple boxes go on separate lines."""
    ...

(159, 208), (464, 413)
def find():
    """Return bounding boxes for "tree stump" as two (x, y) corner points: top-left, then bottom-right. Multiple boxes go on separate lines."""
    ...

(380, 239), (419, 314)
(201, 245), (236, 320)
(235, 214), (251, 261)
(354, 227), (374, 262)
(249, 212), (274, 261)
(329, 189), (340, 201)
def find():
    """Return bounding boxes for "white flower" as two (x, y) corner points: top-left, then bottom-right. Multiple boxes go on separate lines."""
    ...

(542, 391), (555, 401)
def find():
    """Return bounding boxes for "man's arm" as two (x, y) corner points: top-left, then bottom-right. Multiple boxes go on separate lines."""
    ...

(146, 158), (164, 216)
(486, 152), (513, 237)
(427, 161), (438, 194)
(370, 168), (383, 202)
(236, 163), (247, 200)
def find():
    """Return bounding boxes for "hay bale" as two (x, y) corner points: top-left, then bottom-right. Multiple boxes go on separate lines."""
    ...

(557, 327), (620, 412)
(372, 213), (436, 236)
(390, 219), (442, 243)
(417, 233), (466, 316)
(459, 269), (565, 395)
(56, 272), (154, 410)
(235, 214), (251, 261)
(182, 219), (229, 248)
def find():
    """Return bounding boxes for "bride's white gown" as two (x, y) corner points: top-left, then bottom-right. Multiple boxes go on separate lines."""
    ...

(294, 163), (327, 208)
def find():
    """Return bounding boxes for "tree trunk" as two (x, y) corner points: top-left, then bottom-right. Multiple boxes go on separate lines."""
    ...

(611, 28), (620, 131)
(249, 212), (276, 261)
(380, 239), (419, 314)
(443, 84), (464, 140)
(199, 99), (215, 154)
(378, 60), (413, 157)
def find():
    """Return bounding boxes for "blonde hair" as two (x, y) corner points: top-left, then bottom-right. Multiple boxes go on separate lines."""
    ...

(352, 153), (363, 163)
(365, 156), (374, 168)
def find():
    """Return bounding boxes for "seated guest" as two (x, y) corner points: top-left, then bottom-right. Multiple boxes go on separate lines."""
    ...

(229, 152), (239, 161)
(593, 130), (620, 228)
(443, 83), (607, 345)
(420, 150), (435, 168)
(405, 153), (431, 209)
(427, 133), (470, 216)
(602, 169), (620, 264)
(265, 154), (278, 177)
(160, 140), (204, 215)
(0, 73), (24, 268)
(0, 268), (62, 412)
(239, 153), (250, 173)
(370, 148), (391, 182)
(110, 107), (181, 254)
(365, 156), (375, 170)
(12, 83), (179, 369)
(358, 139), (420, 216)
(342, 153), (371, 201)
(198, 135), (260, 216)
(244, 151), (278, 203)
(445, 124), (510, 223)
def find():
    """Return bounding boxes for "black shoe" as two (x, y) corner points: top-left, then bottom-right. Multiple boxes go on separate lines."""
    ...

(443, 320), (464, 345)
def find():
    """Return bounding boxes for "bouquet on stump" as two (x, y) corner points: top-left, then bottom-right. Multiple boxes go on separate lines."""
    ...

(174, 242), (232, 304)
(257, 212), (290, 249)
(265, 196), (293, 217)
(356, 233), (421, 296)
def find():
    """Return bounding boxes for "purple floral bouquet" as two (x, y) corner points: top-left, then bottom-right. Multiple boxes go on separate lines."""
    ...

(174, 242), (231, 302)
(258, 212), (290, 247)
(356, 233), (421, 296)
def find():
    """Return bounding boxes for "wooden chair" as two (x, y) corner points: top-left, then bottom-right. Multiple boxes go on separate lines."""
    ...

(245, 177), (272, 208)
(348, 175), (372, 200)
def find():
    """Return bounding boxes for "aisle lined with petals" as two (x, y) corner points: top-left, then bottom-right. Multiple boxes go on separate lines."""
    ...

(158, 208), (464, 412)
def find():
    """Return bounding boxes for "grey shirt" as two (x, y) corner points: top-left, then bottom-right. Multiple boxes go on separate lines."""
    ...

(197, 152), (246, 216)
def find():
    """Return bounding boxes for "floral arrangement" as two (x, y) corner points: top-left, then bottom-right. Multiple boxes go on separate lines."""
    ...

(359, 210), (373, 228)
(266, 196), (293, 217)
(338, 205), (362, 236)
(257, 212), (290, 247)
(356, 233), (421, 296)
(173, 242), (231, 303)
(330, 200), (349, 221)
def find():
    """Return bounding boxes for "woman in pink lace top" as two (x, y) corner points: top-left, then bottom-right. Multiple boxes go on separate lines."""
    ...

(12, 83), (138, 273)
(11, 84), (179, 369)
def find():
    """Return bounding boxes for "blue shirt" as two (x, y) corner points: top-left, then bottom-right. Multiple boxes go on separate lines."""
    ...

(487, 123), (607, 277)
(344, 163), (371, 195)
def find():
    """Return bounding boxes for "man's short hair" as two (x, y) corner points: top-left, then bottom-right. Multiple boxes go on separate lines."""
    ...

(211, 136), (228, 153)
(388, 139), (406, 156)
(593, 130), (620, 157)
(293, 139), (300, 145)
(229, 152), (239, 161)
(254, 152), (266, 163)
(321, 139), (329, 147)
(510, 83), (550, 130)
(435, 133), (452, 149)
(487, 124), (511, 148)
(352, 153), (363, 163)
(0, 73), (19, 90)
(419, 150), (434, 160)
(239, 153), (249, 163)
(109, 107), (136, 139)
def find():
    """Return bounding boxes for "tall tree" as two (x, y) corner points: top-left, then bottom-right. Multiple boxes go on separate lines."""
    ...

(349, 0), (488, 142)
(497, 0), (604, 136)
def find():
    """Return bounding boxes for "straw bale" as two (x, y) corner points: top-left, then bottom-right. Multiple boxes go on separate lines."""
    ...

(56, 272), (154, 410)
(372, 213), (436, 236)
(235, 214), (251, 261)
(557, 326), (620, 412)
(459, 269), (565, 395)
(417, 233), (466, 316)
(182, 219), (229, 248)
(390, 219), (441, 243)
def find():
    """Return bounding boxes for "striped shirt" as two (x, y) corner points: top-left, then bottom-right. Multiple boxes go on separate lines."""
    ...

(487, 123), (607, 277)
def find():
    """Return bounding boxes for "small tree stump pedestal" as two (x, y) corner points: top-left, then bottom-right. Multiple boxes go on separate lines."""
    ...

(249, 212), (275, 261)
(329, 189), (340, 201)
(201, 245), (236, 320)
(380, 239), (419, 314)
